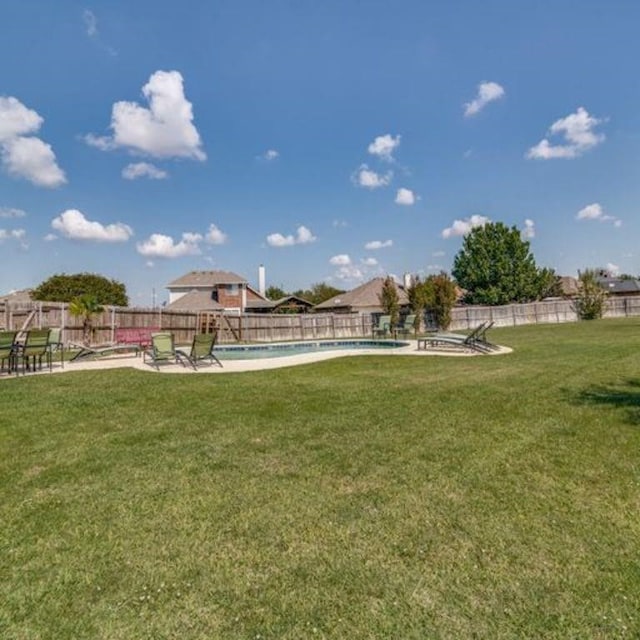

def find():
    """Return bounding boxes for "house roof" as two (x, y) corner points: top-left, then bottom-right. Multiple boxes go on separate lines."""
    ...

(272, 295), (314, 307)
(167, 270), (247, 288)
(599, 278), (640, 294)
(558, 276), (580, 296)
(315, 277), (409, 310)
(0, 288), (33, 304)
(166, 290), (224, 311)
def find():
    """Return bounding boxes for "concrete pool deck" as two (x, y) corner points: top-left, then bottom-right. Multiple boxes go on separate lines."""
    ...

(2, 340), (512, 377)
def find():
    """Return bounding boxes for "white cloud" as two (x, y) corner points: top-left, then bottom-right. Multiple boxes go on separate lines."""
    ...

(0, 96), (66, 187)
(266, 225), (316, 248)
(576, 202), (621, 226)
(85, 70), (206, 160)
(205, 223), (227, 245)
(606, 262), (620, 276)
(464, 81), (505, 117)
(332, 219), (348, 228)
(522, 218), (535, 239)
(43, 233), (57, 242)
(51, 209), (133, 242)
(352, 164), (392, 189)
(83, 9), (98, 37)
(367, 134), (401, 161)
(122, 162), (168, 180)
(395, 187), (416, 206)
(0, 228), (26, 241)
(329, 254), (351, 266)
(364, 239), (393, 250)
(0, 207), (26, 218)
(441, 214), (490, 239)
(334, 264), (364, 281)
(136, 231), (203, 258)
(432, 250), (445, 257)
(263, 149), (279, 161)
(361, 257), (378, 266)
(527, 107), (605, 160)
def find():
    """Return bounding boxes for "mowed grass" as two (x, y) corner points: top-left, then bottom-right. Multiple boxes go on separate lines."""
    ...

(1, 319), (639, 639)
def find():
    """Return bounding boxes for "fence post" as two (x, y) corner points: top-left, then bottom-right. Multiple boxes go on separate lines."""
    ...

(110, 307), (116, 342)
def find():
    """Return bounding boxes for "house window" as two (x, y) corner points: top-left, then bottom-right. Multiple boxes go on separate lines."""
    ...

(227, 284), (239, 295)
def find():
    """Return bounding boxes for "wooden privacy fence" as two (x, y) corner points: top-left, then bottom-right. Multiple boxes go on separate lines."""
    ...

(2, 297), (640, 343)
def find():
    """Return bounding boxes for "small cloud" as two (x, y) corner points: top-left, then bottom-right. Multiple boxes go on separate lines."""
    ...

(258, 149), (279, 161)
(136, 232), (202, 258)
(51, 209), (133, 242)
(334, 264), (364, 281)
(464, 81), (505, 117)
(329, 254), (351, 266)
(122, 162), (168, 180)
(522, 218), (535, 239)
(432, 250), (445, 258)
(85, 70), (206, 161)
(266, 225), (316, 248)
(0, 228), (26, 242)
(527, 107), (605, 160)
(576, 202), (621, 226)
(352, 164), (392, 189)
(367, 134), (401, 162)
(395, 188), (416, 206)
(606, 262), (620, 276)
(205, 223), (227, 245)
(0, 207), (27, 218)
(365, 239), (393, 250)
(463, 149), (473, 158)
(361, 257), (378, 266)
(145, 260), (155, 268)
(441, 214), (490, 239)
(0, 97), (66, 188)
(43, 233), (57, 242)
(332, 219), (348, 228)
(83, 9), (98, 37)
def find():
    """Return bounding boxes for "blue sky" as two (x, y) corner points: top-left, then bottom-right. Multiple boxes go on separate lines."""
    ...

(1, 1), (639, 305)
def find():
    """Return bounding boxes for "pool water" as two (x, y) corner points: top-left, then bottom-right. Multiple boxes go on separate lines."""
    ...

(213, 339), (409, 360)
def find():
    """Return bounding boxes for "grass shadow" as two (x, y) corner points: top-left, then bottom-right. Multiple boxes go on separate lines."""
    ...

(573, 378), (640, 426)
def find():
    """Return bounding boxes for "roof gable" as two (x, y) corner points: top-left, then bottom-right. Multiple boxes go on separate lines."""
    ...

(167, 270), (247, 288)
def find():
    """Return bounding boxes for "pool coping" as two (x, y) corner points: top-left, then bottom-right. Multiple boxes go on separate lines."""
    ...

(1, 339), (512, 378)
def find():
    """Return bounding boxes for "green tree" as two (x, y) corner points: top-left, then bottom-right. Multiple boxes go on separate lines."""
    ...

(423, 272), (457, 330)
(69, 294), (105, 346)
(378, 276), (400, 327)
(452, 222), (552, 305)
(32, 272), (128, 306)
(265, 285), (288, 300)
(574, 269), (607, 320)
(293, 282), (344, 305)
(407, 276), (427, 332)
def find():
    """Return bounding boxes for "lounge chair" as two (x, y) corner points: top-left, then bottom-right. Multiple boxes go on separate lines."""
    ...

(18, 329), (52, 372)
(70, 341), (140, 361)
(418, 321), (497, 353)
(0, 330), (18, 375)
(47, 327), (64, 369)
(372, 314), (392, 338)
(176, 332), (223, 370)
(395, 314), (416, 339)
(144, 332), (187, 369)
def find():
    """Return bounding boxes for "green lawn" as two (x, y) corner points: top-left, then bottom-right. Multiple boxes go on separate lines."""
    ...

(1, 319), (639, 639)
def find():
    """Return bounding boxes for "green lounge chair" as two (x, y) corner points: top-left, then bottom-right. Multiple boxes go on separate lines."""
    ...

(47, 327), (64, 369)
(144, 332), (187, 370)
(176, 333), (223, 370)
(19, 329), (52, 372)
(372, 314), (391, 338)
(0, 330), (18, 375)
(395, 314), (416, 339)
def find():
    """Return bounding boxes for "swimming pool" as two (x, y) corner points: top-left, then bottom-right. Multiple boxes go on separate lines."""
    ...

(213, 339), (410, 360)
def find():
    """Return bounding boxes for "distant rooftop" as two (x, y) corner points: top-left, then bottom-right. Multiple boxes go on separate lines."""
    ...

(167, 270), (247, 288)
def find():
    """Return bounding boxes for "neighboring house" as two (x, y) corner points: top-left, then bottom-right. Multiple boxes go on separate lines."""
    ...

(166, 270), (271, 313)
(597, 277), (640, 296)
(270, 295), (314, 314)
(0, 289), (33, 304)
(557, 276), (580, 298)
(314, 277), (410, 314)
